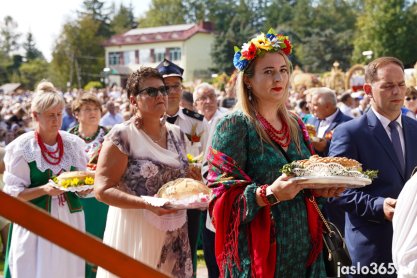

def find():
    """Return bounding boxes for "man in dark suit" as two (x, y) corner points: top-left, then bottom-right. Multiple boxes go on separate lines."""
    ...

(306, 87), (353, 236)
(306, 87), (353, 157)
(329, 57), (417, 277)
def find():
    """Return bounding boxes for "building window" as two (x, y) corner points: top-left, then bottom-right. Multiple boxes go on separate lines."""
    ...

(109, 52), (120, 65)
(169, 48), (181, 61)
(124, 51), (135, 65)
(154, 48), (165, 63)
(140, 49), (151, 64)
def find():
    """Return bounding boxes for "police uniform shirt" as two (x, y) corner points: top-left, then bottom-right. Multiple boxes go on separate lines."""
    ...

(168, 108), (208, 156)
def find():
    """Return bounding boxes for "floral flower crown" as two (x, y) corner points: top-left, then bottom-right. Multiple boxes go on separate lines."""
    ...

(233, 28), (292, 72)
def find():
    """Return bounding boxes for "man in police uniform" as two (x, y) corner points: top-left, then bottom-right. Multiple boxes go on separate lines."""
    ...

(156, 59), (208, 274)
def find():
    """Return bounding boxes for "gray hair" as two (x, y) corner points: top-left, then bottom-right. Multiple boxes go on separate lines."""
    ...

(306, 87), (337, 106)
(193, 82), (215, 103)
(31, 81), (65, 113)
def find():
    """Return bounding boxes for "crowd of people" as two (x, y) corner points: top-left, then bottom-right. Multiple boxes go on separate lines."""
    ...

(1, 28), (417, 278)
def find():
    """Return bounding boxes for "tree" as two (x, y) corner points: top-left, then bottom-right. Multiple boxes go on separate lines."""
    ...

(297, 28), (354, 73)
(23, 32), (45, 61)
(137, 0), (187, 27)
(79, 0), (112, 37)
(19, 59), (49, 90)
(352, 0), (416, 65)
(110, 3), (136, 34)
(0, 49), (11, 84)
(50, 16), (104, 89)
(0, 16), (21, 55)
(211, 15), (255, 74)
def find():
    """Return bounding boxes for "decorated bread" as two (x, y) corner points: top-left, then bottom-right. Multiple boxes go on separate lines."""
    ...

(56, 171), (95, 188)
(157, 178), (211, 200)
(281, 155), (378, 179)
(296, 155), (362, 171)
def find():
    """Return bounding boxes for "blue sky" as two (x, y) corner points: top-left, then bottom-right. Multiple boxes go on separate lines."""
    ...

(0, 0), (151, 61)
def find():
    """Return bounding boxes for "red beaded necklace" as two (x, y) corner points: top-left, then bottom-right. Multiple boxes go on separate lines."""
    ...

(35, 131), (64, 165)
(256, 113), (291, 148)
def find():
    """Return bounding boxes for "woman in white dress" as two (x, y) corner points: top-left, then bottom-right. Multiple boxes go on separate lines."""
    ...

(2, 81), (88, 278)
(392, 169), (417, 277)
(95, 67), (193, 278)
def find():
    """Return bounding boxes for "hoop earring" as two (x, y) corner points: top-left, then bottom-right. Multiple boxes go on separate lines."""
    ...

(134, 115), (143, 129)
(160, 113), (167, 126)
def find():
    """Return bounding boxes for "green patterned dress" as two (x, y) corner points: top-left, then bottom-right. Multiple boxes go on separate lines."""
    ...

(210, 111), (326, 277)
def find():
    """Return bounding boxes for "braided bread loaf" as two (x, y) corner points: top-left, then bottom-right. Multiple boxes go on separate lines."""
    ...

(296, 155), (362, 171)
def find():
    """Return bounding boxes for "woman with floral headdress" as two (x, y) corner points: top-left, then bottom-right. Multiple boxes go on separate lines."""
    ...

(206, 29), (345, 277)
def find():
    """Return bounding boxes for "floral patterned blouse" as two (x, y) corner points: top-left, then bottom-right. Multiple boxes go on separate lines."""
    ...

(105, 119), (193, 277)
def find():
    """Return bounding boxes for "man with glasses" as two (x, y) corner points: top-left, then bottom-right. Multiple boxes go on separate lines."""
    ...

(156, 59), (208, 276)
(193, 83), (226, 126)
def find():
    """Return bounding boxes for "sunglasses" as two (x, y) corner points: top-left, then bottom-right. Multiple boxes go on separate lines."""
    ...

(406, 96), (417, 101)
(138, 86), (168, 97)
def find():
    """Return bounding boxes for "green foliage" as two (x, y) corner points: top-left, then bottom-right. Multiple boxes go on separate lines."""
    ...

(49, 4), (107, 88)
(19, 59), (49, 90)
(110, 3), (136, 34)
(297, 28), (354, 72)
(138, 0), (187, 27)
(353, 0), (417, 65)
(0, 50), (11, 84)
(84, 81), (103, 91)
(79, 0), (112, 37)
(0, 16), (21, 55)
(23, 32), (45, 61)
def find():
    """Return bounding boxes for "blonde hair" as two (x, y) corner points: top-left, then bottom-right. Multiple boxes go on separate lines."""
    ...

(31, 80), (65, 113)
(234, 51), (302, 153)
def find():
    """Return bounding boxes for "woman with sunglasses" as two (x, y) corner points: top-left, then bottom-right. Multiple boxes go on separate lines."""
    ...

(403, 86), (417, 119)
(95, 67), (192, 278)
(68, 93), (109, 278)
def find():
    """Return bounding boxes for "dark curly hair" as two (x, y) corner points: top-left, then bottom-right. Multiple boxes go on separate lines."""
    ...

(126, 67), (164, 98)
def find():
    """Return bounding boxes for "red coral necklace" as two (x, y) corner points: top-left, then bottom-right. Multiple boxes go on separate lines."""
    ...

(35, 131), (64, 165)
(256, 113), (291, 148)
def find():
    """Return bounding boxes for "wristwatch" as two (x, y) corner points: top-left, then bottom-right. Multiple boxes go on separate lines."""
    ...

(265, 186), (280, 205)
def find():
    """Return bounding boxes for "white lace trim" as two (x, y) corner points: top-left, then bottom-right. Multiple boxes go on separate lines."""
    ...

(293, 162), (367, 178)
(143, 209), (187, 232)
(15, 131), (88, 173)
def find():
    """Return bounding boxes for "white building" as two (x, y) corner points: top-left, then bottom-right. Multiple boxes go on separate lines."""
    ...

(103, 22), (215, 87)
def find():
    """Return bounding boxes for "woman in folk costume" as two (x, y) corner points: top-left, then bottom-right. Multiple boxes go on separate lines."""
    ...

(3, 81), (88, 278)
(68, 93), (109, 278)
(206, 30), (345, 277)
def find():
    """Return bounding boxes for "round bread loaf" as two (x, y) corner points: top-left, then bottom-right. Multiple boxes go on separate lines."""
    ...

(57, 171), (95, 186)
(157, 178), (211, 200)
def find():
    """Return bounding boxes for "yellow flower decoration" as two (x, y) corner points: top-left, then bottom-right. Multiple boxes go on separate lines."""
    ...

(187, 153), (195, 163)
(251, 34), (273, 51)
(84, 177), (94, 185)
(52, 177), (58, 184)
(61, 180), (70, 188)
(70, 178), (80, 186)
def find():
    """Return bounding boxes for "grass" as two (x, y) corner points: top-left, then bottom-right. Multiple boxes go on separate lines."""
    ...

(0, 259), (3, 275)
